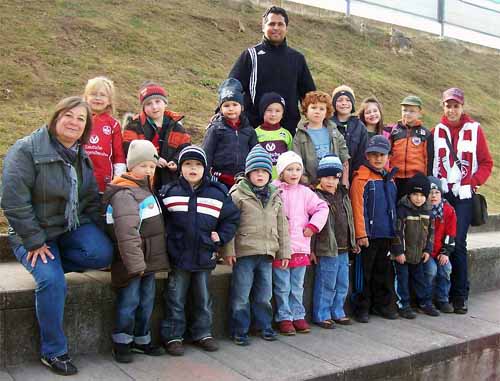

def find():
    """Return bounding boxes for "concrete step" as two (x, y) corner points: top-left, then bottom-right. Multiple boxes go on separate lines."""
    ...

(1, 214), (498, 263)
(0, 231), (499, 369)
(2, 288), (500, 380)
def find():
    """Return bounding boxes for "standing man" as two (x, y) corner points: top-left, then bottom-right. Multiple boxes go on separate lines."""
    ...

(229, 6), (316, 135)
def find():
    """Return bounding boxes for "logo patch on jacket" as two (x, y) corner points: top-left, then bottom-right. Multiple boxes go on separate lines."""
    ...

(102, 125), (112, 135)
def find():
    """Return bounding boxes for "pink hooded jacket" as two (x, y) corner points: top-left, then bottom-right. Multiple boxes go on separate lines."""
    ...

(272, 180), (329, 267)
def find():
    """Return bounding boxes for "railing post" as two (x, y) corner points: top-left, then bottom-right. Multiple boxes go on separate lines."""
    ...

(438, 0), (445, 37)
(346, 0), (351, 17)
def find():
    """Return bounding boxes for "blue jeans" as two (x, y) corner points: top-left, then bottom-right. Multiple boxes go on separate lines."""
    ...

(273, 266), (307, 321)
(161, 268), (212, 342)
(394, 261), (432, 309)
(313, 253), (349, 322)
(445, 194), (472, 303)
(10, 223), (113, 358)
(229, 256), (273, 336)
(423, 257), (452, 303)
(112, 274), (155, 345)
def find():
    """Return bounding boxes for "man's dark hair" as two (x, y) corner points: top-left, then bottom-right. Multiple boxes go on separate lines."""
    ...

(262, 6), (289, 26)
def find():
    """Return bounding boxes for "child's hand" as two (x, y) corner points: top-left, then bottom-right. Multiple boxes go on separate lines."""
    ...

(303, 227), (314, 237)
(211, 231), (220, 243)
(139, 271), (145, 277)
(280, 259), (289, 269)
(224, 256), (237, 266)
(166, 161), (177, 171)
(422, 252), (430, 263)
(157, 157), (168, 168)
(357, 237), (369, 247)
(310, 252), (317, 264)
(352, 245), (361, 254)
(438, 254), (449, 266)
(395, 254), (406, 264)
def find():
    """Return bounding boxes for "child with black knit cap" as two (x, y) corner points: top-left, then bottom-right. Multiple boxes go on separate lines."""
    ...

(222, 145), (291, 346)
(202, 78), (258, 190)
(255, 92), (293, 179)
(392, 173), (439, 319)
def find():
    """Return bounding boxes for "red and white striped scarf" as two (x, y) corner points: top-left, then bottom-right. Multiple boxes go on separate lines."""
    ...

(432, 120), (478, 199)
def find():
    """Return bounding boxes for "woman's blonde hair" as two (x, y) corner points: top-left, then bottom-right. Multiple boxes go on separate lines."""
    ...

(83, 76), (116, 114)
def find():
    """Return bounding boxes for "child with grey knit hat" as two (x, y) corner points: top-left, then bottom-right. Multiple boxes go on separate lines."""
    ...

(222, 144), (291, 346)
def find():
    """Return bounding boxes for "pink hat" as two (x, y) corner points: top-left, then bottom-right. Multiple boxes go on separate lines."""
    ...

(442, 88), (464, 105)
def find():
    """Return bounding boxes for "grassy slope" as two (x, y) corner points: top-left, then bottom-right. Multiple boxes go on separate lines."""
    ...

(0, 0), (499, 215)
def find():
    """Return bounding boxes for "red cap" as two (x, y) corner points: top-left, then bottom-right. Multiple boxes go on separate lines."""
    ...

(442, 88), (464, 105)
(139, 84), (168, 106)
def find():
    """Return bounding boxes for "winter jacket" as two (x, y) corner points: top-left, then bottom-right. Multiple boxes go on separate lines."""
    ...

(272, 180), (328, 255)
(1, 127), (101, 251)
(312, 186), (356, 257)
(392, 195), (434, 264)
(431, 201), (456, 258)
(202, 113), (258, 177)
(123, 110), (191, 186)
(83, 112), (126, 192)
(103, 174), (170, 288)
(229, 38), (316, 135)
(331, 115), (368, 179)
(389, 121), (433, 179)
(350, 164), (398, 240)
(293, 120), (350, 185)
(221, 178), (291, 259)
(160, 176), (240, 271)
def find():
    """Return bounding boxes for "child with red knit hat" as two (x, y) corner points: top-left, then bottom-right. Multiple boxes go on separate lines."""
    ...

(122, 81), (191, 189)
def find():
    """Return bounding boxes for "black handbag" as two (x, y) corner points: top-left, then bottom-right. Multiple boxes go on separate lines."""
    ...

(443, 133), (488, 226)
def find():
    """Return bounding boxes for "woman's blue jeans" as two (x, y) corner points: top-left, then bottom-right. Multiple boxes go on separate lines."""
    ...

(11, 223), (113, 358)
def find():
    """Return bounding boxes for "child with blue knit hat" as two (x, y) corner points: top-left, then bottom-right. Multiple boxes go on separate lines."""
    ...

(202, 78), (258, 190)
(312, 154), (358, 328)
(222, 144), (291, 346)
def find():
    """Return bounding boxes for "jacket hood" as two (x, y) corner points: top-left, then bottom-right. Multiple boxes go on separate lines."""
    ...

(440, 113), (475, 129)
(103, 173), (151, 204)
(138, 109), (184, 126)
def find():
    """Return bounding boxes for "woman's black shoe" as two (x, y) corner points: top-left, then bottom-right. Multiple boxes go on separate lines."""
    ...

(41, 353), (78, 376)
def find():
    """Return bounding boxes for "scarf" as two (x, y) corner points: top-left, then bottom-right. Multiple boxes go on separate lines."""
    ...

(251, 183), (270, 207)
(432, 114), (478, 199)
(51, 136), (81, 231)
(431, 200), (444, 220)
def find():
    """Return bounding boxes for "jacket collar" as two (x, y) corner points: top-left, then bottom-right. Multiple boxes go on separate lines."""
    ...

(235, 178), (279, 200)
(261, 37), (288, 50)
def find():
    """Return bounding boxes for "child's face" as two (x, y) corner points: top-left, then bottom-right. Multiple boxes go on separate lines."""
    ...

(282, 163), (302, 185)
(221, 101), (242, 121)
(86, 86), (110, 114)
(130, 161), (156, 179)
(263, 103), (284, 125)
(319, 176), (340, 194)
(409, 192), (427, 207)
(366, 152), (388, 170)
(181, 159), (204, 185)
(335, 95), (353, 117)
(144, 98), (166, 121)
(401, 105), (421, 126)
(429, 189), (442, 206)
(248, 169), (270, 187)
(306, 102), (327, 125)
(363, 102), (381, 127)
(443, 100), (463, 123)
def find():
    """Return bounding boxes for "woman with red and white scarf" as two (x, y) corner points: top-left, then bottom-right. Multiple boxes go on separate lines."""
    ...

(432, 87), (493, 314)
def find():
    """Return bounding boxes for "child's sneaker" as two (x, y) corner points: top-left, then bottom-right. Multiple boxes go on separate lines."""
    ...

(435, 301), (454, 314)
(354, 311), (370, 323)
(41, 353), (78, 375)
(164, 339), (185, 356)
(398, 307), (417, 319)
(112, 342), (133, 363)
(196, 336), (219, 352)
(418, 304), (440, 317)
(261, 328), (278, 341)
(278, 320), (296, 336)
(232, 334), (250, 346)
(293, 319), (311, 333)
(131, 342), (165, 356)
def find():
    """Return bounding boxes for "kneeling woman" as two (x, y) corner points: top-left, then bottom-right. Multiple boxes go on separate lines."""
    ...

(1, 96), (113, 375)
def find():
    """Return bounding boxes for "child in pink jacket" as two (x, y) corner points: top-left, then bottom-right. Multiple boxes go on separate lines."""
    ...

(272, 151), (329, 335)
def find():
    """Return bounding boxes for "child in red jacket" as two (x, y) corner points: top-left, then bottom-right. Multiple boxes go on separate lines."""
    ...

(424, 176), (457, 313)
(83, 76), (127, 193)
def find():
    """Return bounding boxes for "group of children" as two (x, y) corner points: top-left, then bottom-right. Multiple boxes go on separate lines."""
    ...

(79, 75), (459, 362)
